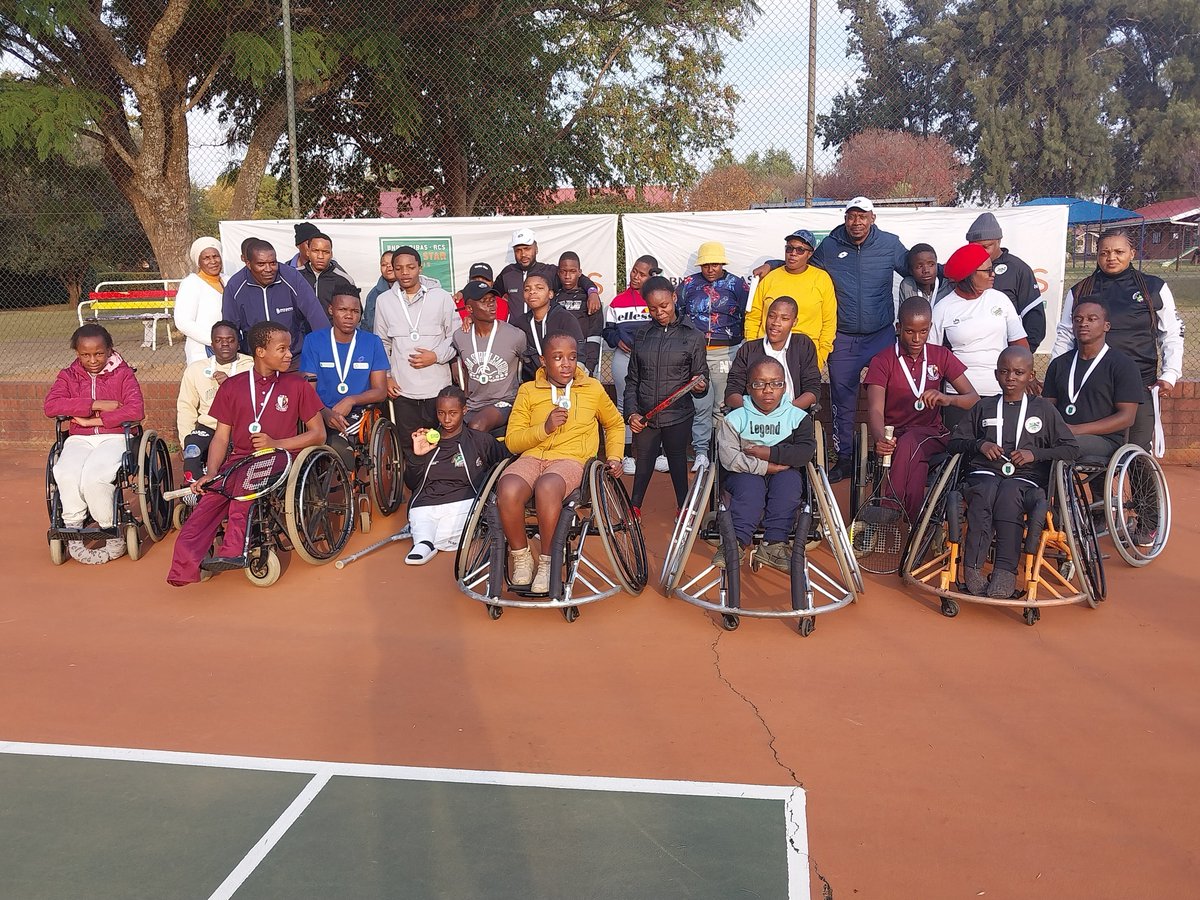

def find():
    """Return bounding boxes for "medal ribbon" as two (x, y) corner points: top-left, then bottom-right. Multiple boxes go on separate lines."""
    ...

(995, 394), (1028, 452)
(331, 329), (358, 391)
(248, 372), (278, 433)
(896, 342), (928, 404)
(470, 322), (498, 381)
(1066, 344), (1108, 410)
(399, 287), (425, 338)
(551, 380), (572, 409)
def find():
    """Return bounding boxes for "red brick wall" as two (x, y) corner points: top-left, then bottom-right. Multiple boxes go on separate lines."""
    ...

(5, 378), (1198, 462)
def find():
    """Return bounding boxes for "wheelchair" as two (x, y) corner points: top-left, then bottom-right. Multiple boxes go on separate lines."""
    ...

(45, 418), (174, 564)
(332, 403), (404, 534)
(660, 427), (863, 637)
(454, 457), (648, 621)
(1075, 443), (1170, 567)
(200, 444), (356, 587)
(901, 455), (1105, 625)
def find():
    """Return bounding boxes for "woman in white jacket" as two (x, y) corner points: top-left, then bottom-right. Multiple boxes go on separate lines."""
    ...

(173, 237), (225, 363)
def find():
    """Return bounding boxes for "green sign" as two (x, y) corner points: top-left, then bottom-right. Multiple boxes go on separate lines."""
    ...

(380, 237), (454, 292)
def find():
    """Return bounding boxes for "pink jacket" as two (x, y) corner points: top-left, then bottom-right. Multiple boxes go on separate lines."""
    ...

(44, 352), (145, 436)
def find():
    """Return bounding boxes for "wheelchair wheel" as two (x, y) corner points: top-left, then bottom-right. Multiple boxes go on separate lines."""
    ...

(590, 463), (648, 595)
(455, 460), (512, 597)
(45, 440), (63, 527)
(849, 422), (871, 517)
(1060, 465), (1106, 608)
(136, 430), (174, 541)
(285, 446), (355, 565)
(1104, 444), (1170, 567)
(813, 419), (827, 471)
(901, 455), (960, 577)
(124, 523), (141, 561)
(49, 539), (66, 566)
(809, 462), (864, 596)
(245, 547), (282, 587)
(368, 418), (404, 516)
(660, 461), (715, 593)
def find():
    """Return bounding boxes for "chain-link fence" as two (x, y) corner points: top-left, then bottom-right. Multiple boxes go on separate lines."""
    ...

(2, 0), (1197, 451)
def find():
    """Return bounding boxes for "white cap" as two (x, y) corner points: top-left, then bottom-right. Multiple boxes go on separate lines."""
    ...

(844, 196), (875, 214)
(511, 228), (537, 247)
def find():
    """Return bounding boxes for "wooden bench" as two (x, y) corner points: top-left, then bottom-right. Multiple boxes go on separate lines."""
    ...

(78, 279), (182, 352)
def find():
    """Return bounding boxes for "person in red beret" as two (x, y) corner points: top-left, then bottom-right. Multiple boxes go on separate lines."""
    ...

(930, 243), (1029, 429)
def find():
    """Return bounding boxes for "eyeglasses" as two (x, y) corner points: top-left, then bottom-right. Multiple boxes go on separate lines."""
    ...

(977, 267), (995, 275)
(749, 380), (787, 389)
(784, 245), (812, 255)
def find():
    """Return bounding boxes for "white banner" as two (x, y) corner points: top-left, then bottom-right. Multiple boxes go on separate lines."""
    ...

(218, 214), (619, 300)
(621, 206), (1070, 330)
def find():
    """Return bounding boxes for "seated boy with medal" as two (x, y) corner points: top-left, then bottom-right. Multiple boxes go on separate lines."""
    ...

(451, 279), (527, 434)
(714, 358), (817, 573)
(176, 320), (252, 493)
(947, 346), (1079, 599)
(863, 297), (978, 522)
(298, 284), (390, 472)
(498, 333), (625, 595)
(1042, 298), (1142, 461)
(167, 321), (327, 586)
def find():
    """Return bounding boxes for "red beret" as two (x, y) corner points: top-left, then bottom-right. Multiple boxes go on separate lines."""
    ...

(943, 243), (991, 282)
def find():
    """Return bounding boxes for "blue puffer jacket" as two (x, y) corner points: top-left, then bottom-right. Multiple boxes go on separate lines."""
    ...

(811, 224), (909, 335)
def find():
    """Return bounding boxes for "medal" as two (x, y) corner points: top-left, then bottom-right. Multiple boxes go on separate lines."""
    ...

(409, 330), (421, 342)
(1001, 461), (1015, 476)
(477, 373), (490, 385)
(397, 286), (425, 345)
(248, 422), (262, 435)
(203, 367), (214, 378)
(552, 380), (573, 411)
(330, 329), (357, 402)
(557, 398), (572, 410)
(995, 394), (1028, 475)
(247, 371), (277, 436)
(1064, 345), (1107, 422)
(470, 323), (498, 388)
(896, 343), (928, 412)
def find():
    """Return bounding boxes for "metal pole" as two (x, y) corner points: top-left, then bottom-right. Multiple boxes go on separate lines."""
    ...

(282, 0), (301, 217)
(804, 0), (817, 207)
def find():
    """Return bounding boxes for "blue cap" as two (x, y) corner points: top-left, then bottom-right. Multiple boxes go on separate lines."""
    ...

(785, 229), (815, 249)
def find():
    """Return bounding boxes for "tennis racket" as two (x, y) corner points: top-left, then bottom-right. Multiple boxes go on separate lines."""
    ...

(645, 375), (706, 421)
(163, 448), (293, 503)
(849, 425), (910, 574)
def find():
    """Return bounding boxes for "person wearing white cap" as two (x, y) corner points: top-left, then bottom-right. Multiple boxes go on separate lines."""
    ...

(173, 236), (226, 364)
(493, 228), (600, 322)
(811, 197), (910, 481)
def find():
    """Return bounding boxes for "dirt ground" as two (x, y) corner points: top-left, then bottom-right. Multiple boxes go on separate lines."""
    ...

(3, 452), (1198, 898)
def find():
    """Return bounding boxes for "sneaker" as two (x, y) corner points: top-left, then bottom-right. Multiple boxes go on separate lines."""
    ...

(712, 543), (744, 569)
(104, 537), (127, 561)
(827, 457), (853, 484)
(986, 568), (1017, 599)
(509, 546), (534, 587)
(1130, 523), (1158, 546)
(757, 540), (793, 573)
(654, 455), (669, 472)
(622, 457), (636, 476)
(396, 521), (412, 539)
(963, 566), (988, 596)
(531, 554), (553, 594)
(692, 453), (709, 473)
(405, 540), (437, 565)
(68, 541), (109, 565)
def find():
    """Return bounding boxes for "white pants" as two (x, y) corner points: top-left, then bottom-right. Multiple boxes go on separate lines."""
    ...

(409, 498), (475, 551)
(53, 433), (126, 527)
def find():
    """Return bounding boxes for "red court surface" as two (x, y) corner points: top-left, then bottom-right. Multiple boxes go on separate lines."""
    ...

(3, 452), (1199, 898)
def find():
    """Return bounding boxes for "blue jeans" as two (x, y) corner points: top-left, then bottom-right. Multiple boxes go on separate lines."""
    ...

(691, 344), (738, 457)
(828, 325), (895, 458)
(725, 467), (804, 545)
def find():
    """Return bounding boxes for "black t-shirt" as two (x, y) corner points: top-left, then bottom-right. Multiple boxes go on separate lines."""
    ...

(1043, 345), (1143, 445)
(415, 435), (476, 506)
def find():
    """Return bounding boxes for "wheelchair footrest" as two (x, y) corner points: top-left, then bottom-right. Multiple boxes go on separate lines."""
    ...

(48, 526), (118, 541)
(200, 556), (249, 573)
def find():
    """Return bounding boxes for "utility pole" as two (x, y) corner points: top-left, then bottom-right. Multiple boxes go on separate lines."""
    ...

(282, 0), (301, 217)
(804, 0), (817, 207)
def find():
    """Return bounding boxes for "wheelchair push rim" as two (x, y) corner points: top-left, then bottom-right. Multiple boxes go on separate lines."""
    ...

(368, 417), (405, 517)
(285, 445), (356, 565)
(659, 461), (715, 594)
(1103, 443), (1171, 567)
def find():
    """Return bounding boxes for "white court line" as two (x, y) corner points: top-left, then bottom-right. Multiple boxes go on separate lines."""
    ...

(0, 739), (809, 898)
(206, 768), (332, 900)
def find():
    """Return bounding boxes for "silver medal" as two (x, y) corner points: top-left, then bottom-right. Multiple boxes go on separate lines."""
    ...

(914, 399), (926, 411)
(409, 330), (421, 342)
(1064, 403), (1076, 416)
(557, 398), (572, 410)
(1001, 461), (1015, 476)
(203, 367), (214, 378)
(477, 373), (490, 385)
(337, 383), (350, 395)
(248, 422), (262, 435)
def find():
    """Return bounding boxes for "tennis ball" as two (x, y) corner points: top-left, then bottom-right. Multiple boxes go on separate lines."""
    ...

(426, 429), (440, 445)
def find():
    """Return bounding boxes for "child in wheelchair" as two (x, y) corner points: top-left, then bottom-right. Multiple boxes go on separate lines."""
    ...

(405, 385), (508, 565)
(499, 333), (624, 594)
(947, 347), (1079, 598)
(44, 324), (145, 564)
(715, 358), (816, 571)
(167, 321), (327, 586)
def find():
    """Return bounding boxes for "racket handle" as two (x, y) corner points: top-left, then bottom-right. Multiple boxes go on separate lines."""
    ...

(163, 486), (194, 501)
(882, 425), (895, 468)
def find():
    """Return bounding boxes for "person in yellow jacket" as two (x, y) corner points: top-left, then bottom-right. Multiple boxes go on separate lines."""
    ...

(744, 229), (837, 369)
(500, 333), (625, 594)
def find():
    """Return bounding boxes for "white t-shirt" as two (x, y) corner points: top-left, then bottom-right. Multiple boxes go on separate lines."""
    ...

(930, 288), (1026, 396)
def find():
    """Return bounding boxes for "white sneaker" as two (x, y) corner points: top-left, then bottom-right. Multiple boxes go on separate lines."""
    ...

(68, 541), (109, 565)
(532, 554), (553, 594)
(692, 453), (709, 472)
(622, 457), (636, 476)
(654, 455), (669, 472)
(404, 540), (437, 565)
(104, 537), (127, 561)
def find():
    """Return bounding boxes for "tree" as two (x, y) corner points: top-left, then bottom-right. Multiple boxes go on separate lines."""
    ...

(688, 148), (805, 209)
(816, 129), (966, 205)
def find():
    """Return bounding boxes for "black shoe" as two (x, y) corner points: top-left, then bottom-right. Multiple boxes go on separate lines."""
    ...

(827, 458), (853, 484)
(201, 555), (248, 572)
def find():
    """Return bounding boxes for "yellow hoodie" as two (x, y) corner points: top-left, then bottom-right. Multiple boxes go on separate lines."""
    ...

(506, 365), (624, 462)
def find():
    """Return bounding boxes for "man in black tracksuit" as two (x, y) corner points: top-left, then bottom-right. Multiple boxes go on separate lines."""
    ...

(625, 276), (709, 514)
(966, 212), (1046, 351)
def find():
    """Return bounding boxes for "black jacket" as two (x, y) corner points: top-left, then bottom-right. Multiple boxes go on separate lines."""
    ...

(948, 395), (1079, 489)
(406, 426), (508, 501)
(992, 249), (1045, 352)
(513, 304), (585, 381)
(624, 317), (709, 427)
(725, 334), (822, 406)
(496, 262), (597, 322)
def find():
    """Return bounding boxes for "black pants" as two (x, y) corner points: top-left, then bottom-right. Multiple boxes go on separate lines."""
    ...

(181, 427), (215, 484)
(392, 396), (438, 465)
(1128, 384), (1154, 451)
(963, 474), (1044, 573)
(631, 418), (692, 509)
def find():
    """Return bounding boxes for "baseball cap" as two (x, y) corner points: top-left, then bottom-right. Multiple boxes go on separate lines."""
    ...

(784, 229), (816, 249)
(462, 279), (500, 302)
(844, 196), (875, 214)
(511, 228), (537, 247)
(468, 262), (493, 281)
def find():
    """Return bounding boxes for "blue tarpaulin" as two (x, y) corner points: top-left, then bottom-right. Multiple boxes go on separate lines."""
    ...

(1019, 196), (1142, 226)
